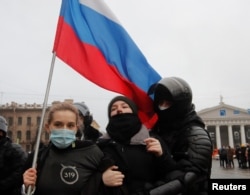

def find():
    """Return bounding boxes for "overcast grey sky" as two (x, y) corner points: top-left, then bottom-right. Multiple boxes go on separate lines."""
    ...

(1, 0), (250, 130)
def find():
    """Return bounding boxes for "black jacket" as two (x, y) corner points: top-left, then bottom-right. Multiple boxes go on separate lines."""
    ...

(24, 140), (126, 195)
(151, 110), (213, 195)
(97, 125), (172, 195)
(0, 137), (27, 195)
(84, 125), (103, 142)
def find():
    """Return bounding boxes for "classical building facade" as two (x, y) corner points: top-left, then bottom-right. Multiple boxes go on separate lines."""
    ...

(198, 101), (250, 150)
(0, 99), (100, 152)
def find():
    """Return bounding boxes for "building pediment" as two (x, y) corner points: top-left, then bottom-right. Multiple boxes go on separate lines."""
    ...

(197, 102), (250, 120)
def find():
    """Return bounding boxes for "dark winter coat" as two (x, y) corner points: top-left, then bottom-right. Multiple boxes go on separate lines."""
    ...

(97, 125), (172, 195)
(84, 125), (103, 142)
(24, 140), (121, 195)
(0, 137), (27, 195)
(151, 109), (213, 195)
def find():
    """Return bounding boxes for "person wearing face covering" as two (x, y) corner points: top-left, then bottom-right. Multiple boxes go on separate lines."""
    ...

(96, 96), (173, 195)
(22, 102), (124, 195)
(148, 77), (213, 195)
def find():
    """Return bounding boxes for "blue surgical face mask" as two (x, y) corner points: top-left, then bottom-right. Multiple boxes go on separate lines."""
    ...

(50, 129), (76, 149)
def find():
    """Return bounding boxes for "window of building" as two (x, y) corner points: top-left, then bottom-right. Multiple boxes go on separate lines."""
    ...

(37, 116), (41, 125)
(18, 117), (22, 125)
(8, 117), (13, 126)
(27, 117), (31, 125)
(219, 109), (226, 116)
(17, 130), (22, 141)
(26, 130), (31, 140)
(233, 110), (240, 115)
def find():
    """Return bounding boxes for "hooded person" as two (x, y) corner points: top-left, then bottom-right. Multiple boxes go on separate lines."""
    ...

(0, 116), (27, 195)
(96, 95), (173, 195)
(148, 77), (213, 195)
(106, 96), (142, 144)
(73, 102), (102, 141)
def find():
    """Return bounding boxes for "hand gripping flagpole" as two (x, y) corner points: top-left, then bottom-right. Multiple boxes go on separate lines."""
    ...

(27, 52), (56, 195)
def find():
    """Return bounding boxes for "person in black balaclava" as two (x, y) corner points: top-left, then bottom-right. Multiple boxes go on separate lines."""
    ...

(97, 95), (173, 195)
(148, 77), (213, 195)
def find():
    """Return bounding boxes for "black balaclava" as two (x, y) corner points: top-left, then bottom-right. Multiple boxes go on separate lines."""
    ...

(152, 77), (194, 133)
(106, 96), (141, 144)
(154, 87), (192, 121)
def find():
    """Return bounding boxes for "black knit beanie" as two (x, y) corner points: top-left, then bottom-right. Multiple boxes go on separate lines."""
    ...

(108, 96), (138, 118)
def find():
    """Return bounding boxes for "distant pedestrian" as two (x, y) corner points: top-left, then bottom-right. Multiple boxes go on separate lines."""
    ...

(245, 143), (250, 168)
(219, 146), (228, 168)
(235, 145), (242, 168)
(226, 145), (234, 168)
(240, 144), (247, 169)
(218, 147), (223, 166)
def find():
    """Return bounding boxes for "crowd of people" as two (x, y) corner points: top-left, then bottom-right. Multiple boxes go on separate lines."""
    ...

(235, 144), (250, 169)
(218, 144), (250, 169)
(0, 77), (213, 195)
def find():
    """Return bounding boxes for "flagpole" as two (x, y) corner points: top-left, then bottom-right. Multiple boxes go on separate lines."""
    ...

(27, 52), (57, 195)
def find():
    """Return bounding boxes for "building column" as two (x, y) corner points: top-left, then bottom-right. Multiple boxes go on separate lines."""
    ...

(228, 125), (234, 147)
(216, 125), (221, 149)
(240, 125), (246, 144)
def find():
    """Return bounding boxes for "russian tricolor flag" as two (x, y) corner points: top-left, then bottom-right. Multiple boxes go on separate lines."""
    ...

(53, 0), (162, 128)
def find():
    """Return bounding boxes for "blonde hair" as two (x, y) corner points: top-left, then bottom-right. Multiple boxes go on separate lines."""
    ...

(47, 102), (79, 125)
